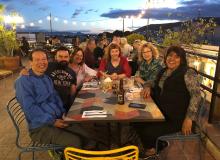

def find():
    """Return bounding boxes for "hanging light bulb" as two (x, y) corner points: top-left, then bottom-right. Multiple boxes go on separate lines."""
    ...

(30, 22), (34, 26)
(82, 22), (86, 26)
(90, 22), (95, 26)
(137, 14), (142, 19)
(20, 24), (25, 28)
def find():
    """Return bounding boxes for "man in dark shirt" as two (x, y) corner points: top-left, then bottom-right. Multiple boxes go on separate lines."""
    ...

(46, 46), (77, 112)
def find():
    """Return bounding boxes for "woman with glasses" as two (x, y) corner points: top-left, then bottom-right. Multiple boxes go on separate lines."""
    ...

(134, 43), (163, 87)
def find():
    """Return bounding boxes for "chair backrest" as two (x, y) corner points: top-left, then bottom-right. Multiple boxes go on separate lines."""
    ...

(64, 145), (139, 160)
(6, 97), (27, 148)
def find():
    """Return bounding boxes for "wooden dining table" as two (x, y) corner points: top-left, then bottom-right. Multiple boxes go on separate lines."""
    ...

(64, 79), (164, 123)
(63, 79), (165, 148)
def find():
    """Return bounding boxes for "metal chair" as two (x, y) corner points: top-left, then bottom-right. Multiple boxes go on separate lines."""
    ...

(6, 97), (64, 160)
(155, 89), (207, 160)
(64, 145), (139, 160)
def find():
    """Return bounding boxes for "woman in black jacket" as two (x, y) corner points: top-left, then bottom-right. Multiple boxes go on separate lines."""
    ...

(135, 46), (201, 156)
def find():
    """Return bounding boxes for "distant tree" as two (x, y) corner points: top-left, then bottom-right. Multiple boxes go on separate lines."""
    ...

(126, 33), (145, 45)
(113, 30), (123, 36)
(161, 18), (216, 48)
(124, 31), (132, 36)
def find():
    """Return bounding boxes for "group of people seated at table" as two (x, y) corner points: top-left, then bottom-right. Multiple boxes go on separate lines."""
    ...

(15, 35), (202, 159)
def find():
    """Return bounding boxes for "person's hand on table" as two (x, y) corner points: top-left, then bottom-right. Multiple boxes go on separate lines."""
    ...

(182, 118), (192, 136)
(54, 119), (69, 128)
(110, 73), (118, 80)
(134, 76), (145, 84)
(99, 71), (108, 78)
(142, 87), (151, 98)
(84, 75), (93, 82)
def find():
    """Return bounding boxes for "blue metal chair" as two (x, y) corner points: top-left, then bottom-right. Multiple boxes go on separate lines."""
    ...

(6, 97), (64, 160)
(155, 89), (207, 160)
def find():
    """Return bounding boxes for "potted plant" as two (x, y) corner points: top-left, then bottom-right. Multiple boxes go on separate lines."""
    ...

(0, 4), (20, 71)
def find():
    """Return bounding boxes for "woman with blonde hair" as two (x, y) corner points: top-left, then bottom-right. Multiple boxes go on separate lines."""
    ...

(98, 43), (131, 80)
(135, 43), (162, 86)
(130, 39), (144, 75)
(120, 37), (133, 57)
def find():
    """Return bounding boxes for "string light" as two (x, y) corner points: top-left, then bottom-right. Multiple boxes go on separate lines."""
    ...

(72, 21), (77, 25)
(17, 7), (151, 31)
(30, 22), (34, 26)
(20, 24), (25, 28)
(6, 0), (172, 31)
(137, 14), (142, 19)
(82, 22), (86, 26)
(90, 22), (95, 26)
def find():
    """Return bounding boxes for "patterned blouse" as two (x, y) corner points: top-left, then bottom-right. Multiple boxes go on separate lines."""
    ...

(137, 59), (163, 86)
(158, 68), (201, 120)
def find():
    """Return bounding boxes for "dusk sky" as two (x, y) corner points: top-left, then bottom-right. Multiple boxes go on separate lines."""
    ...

(1, 0), (220, 33)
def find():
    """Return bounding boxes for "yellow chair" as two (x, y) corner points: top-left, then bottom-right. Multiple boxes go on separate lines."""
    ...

(64, 145), (139, 160)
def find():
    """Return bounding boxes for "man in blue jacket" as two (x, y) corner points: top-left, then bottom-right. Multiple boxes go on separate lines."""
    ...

(15, 49), (96, 148)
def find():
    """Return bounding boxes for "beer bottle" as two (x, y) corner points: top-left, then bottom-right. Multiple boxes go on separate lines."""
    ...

(117, 79), (125, 104)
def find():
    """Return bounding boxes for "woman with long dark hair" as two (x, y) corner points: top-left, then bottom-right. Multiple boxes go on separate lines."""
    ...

(69, 47), (97, 89)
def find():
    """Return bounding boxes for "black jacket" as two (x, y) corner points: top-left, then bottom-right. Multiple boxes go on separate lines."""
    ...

(152, 66), (190, 123)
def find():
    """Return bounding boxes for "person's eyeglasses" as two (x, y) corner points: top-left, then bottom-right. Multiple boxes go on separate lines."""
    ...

(142, 50), (152, 54)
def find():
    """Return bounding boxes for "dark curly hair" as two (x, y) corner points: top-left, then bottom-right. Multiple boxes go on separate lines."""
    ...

(165, 46), (187, 68)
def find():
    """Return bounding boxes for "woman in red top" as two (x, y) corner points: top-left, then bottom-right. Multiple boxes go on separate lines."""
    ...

(98, 43), (131, 80)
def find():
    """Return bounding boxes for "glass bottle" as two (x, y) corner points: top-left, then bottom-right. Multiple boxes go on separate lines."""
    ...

(117, 79), (125, 105)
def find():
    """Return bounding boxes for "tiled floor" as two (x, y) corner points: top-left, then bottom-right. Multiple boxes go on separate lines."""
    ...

(0, 58), (217, 160)
(158, 140), (216, 160)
